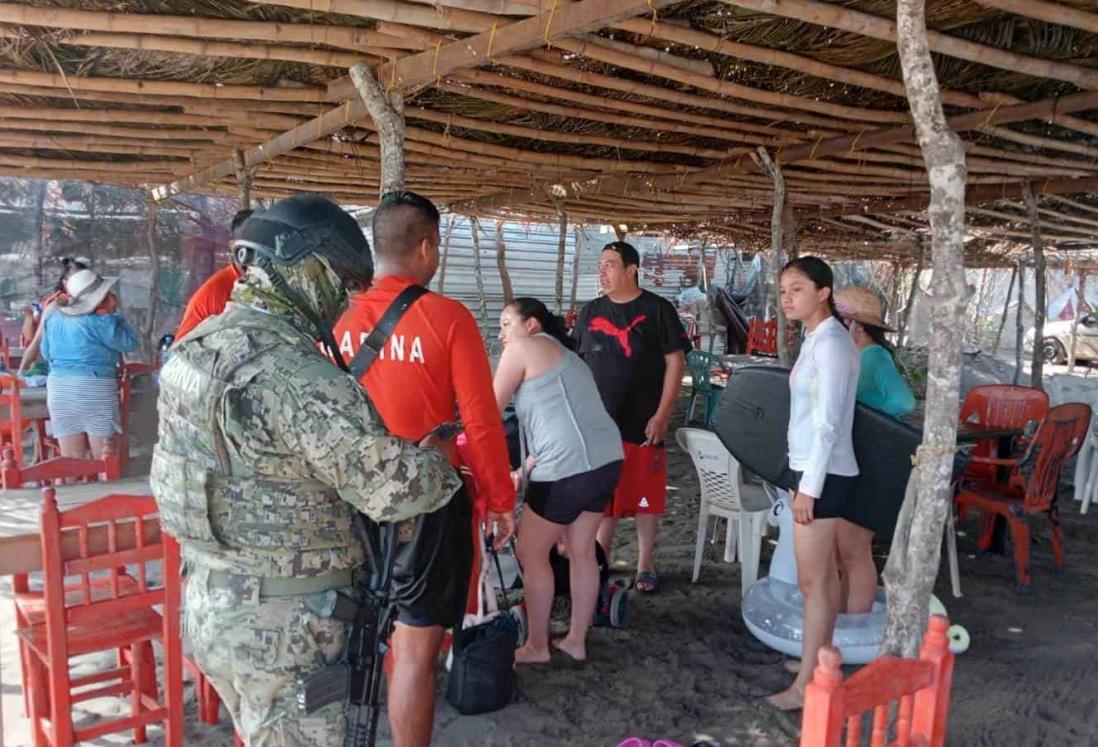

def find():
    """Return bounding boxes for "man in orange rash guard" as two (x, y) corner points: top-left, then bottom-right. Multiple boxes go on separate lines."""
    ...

(173, 209), (252, 342)
(334, 191), (514, 747)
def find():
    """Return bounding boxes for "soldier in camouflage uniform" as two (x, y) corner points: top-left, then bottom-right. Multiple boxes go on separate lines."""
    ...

(151, 194), (461, 746)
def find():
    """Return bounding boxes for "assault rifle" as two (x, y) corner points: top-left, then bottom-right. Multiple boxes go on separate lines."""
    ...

(298, 515), (400, 747)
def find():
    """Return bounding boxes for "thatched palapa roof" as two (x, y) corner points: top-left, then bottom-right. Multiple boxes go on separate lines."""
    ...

(1, 0), (1098, 263)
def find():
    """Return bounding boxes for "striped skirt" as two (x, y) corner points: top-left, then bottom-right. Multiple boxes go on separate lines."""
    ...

(47, 374), (121, 438)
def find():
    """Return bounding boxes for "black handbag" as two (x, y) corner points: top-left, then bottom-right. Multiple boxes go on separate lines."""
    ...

(445, 541), (518, 715)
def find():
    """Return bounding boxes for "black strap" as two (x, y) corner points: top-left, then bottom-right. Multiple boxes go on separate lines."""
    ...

(347, 284), (429, 379)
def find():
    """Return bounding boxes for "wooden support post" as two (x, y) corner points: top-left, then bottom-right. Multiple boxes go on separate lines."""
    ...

(992, 264), (1017, 357)
(1069, 271), (1087, 372)
(613, 224), (628, 243)
(349, 62), (404, 196)
(437, 215), (454, 293)
(889, 260), (903, 332)
(496, 220), (513, 306)
(881, 0), (970, 659)
(554, 206), (568, 314)
(469, 216), (491, 345)
(1013, 259), (1026, 385)
(141, 196), (161, 365)
(569, 227), (584, 313)
(756, 147), (791, 367)
(1023, 182), (1047, 389)
(232, 148), (252, 211)
(898, 239), (925, 347)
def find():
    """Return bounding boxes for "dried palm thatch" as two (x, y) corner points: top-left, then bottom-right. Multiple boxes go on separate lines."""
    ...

(0, 0), (1096, 264)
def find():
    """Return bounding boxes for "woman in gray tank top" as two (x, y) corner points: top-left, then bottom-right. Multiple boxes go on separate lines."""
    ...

(494, 297), (623, 665)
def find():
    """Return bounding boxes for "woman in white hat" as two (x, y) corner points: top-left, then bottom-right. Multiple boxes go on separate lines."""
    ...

(39, 269), (138, 459)
(18, 256), (92, 374)
(832, 286), (915, 619)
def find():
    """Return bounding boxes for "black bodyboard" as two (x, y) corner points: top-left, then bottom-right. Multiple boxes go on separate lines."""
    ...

(711, 366), (922, 540)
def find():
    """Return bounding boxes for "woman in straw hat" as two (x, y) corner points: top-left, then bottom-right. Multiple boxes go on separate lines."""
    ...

(39, 268), (138, 459)
(832, 286), (914, 619)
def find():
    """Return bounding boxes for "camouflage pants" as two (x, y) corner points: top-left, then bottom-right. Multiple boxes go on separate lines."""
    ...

(183, 566), (351, 746)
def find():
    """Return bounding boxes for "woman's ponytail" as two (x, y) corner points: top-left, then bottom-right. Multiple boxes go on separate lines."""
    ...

(510, 297), (576, 350)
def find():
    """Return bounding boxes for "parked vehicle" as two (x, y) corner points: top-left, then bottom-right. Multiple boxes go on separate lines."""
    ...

(1026, 314), (1098, 364)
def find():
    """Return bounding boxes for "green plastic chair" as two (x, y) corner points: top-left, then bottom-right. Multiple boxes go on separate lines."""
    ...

(686, 350), (725, 426)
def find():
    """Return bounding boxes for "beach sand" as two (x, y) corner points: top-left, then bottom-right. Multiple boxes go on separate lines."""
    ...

(5, 404), (1098, 746)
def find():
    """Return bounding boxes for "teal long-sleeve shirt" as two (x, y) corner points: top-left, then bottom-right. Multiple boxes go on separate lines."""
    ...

(856, 344), (915, 419)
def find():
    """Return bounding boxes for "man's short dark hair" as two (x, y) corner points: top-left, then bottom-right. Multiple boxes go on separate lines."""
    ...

(231, 209), (254, 234)
(372, 191), (441, 259)
(602, 241), (640, 268)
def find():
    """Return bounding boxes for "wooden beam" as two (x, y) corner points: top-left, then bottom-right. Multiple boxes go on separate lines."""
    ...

(721, 0), (1098, 90)
(974, 0), (1098, 35)
(0, 3), (418, 51)
(153, 0), (681, 199)
(245, 0), (496, 33)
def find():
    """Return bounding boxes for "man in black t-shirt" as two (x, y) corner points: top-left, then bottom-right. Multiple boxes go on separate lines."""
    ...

(574, 241), (690, 593)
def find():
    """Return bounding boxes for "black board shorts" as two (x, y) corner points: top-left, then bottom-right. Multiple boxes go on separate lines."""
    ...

(524, 460), (624, 525)
(391, 485), (473, 628)
(789, 471), (858, 521)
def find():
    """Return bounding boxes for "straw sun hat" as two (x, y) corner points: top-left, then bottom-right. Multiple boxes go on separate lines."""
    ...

(834, 286), (893, 332)
(60, 269), (119, 316)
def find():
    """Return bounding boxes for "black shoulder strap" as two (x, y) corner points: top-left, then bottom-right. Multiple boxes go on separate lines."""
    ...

(347, 284), (430, 380)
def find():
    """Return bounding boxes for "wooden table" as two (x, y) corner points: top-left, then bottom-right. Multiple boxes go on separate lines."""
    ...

(0, 476), (154, 746)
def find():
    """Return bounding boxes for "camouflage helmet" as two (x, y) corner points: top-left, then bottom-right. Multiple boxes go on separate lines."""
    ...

(233, 194), (373, 291)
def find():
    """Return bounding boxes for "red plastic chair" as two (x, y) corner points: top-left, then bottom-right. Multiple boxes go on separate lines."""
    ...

(954, 403), (1091, 586)
(746, 318), (778, 357)
(2, 445), (122, 490)
(18, 489), (184, 747)
(800, 615), (955, 747)
(0, 373), (27, 466)
(958, 384), (1049, 486)
(118, 362), (158, 472)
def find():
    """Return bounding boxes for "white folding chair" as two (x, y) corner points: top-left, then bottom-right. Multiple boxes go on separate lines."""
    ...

(676, 427), (771, 597)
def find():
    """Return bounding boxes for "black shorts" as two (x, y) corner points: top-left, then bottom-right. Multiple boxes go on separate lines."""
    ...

(524, 460), (623, 525)
(789, 471), (858, 520)
(391, 486), (473, 628)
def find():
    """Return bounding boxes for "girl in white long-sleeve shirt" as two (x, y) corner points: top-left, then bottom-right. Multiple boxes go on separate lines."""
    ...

(768, 256), (860, 711)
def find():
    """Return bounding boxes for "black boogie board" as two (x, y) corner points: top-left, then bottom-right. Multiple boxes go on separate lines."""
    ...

(711, 366), (922, 540)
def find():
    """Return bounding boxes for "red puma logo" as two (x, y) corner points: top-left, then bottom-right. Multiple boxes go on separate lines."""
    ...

(589, 315), (647, 357)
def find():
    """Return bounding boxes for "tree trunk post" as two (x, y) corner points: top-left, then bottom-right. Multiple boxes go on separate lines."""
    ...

(554, 206), (568, 314)
(469, 217), (491, 346)
(756, 147), (791, 366)
(496, 220), (514, 306)
(898, 240), (926, 347)
(992, 264), (1017, 357)
(349, 62), (405, 196)
(1069, 270), (1088, 372)
(436, 215), (454, 293)
(569, 227), (584, 313)
(232, 148), (252, 211)
(889, 260), (903, 332)
(1023, 183), (1047, 388)
(141, 195), (161, 365)
(881, 0), (970, 659)
(1013, 258), (1027, 385)
(613, 224), (628, 243)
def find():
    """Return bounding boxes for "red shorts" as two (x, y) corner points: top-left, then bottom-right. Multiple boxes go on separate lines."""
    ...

(604, 442), (667, 518)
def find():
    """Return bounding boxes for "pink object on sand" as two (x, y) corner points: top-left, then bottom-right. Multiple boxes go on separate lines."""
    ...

(652, 742), (686, 747)
(616, 740), (652, 747)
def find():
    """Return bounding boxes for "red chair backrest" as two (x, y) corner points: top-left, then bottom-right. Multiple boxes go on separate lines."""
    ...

(2, 446), (122, 490)
(960, 385), (1049, 482)
(0, 373), (24, 466)
(39, 488), (173, 654)
(747, 318), (778, 357)
(1019, 402), (1091, 513)
(801, 616), (955, 747)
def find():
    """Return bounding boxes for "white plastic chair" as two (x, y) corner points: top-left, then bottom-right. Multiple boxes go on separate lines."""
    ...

(676, 427), (771, 597)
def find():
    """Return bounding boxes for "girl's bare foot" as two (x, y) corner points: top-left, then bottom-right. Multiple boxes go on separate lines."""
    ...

(551, 636), (587, 662)
(784, 658), (801, 675)
(515, 644), (551, 664)
(766, 684), (805, 711)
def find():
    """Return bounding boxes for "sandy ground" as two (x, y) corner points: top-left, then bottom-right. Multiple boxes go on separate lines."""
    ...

(4, 397), (1098, 746)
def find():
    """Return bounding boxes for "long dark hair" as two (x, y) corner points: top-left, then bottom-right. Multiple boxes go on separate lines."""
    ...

(862, 323), (900, 364)
(509, 297), (576, 350)
(781, 256), (844, 325)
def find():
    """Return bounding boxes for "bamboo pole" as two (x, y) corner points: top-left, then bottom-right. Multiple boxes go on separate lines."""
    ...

(1023, 183), (1047, 389)
(0, 68), (327, 101)
(246, 0), (497, 34)
(756, 147), (790, 367)
(0, 3), (418, 50)
(232, 149), (252, 211)
(469, 217), (492, 345)
(881, 0), (970, 660)
(349, 63), (405, 196)
(569, 227), (584, 313)
(153, 0), (681, 199)
(974, 0), (1098, 34)
(1069, 271), (1087, 372)
(578, 34), (716, 77)
(1013, 259), (1026, 385)
(496, 220), (514, 305)
(992, 264), (1017, 356)
(721, 0), (1098, 90)
(436, 215), (455, 293)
